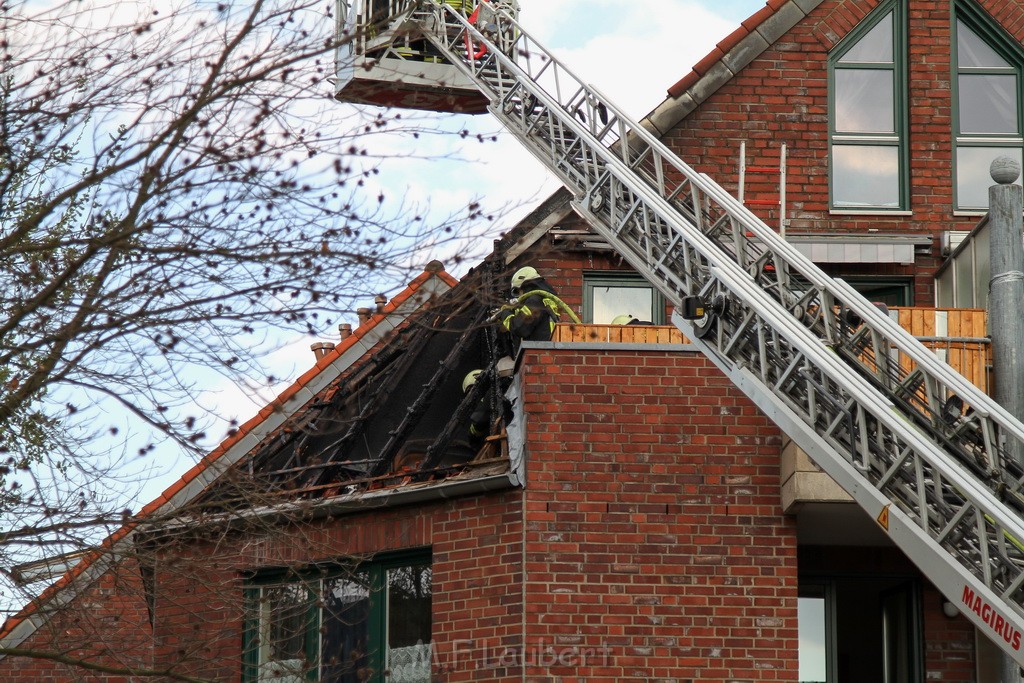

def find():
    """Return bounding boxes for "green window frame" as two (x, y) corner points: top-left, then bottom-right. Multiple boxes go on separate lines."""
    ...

(243, 551), (432, 683)
(842, 277), (912, 307)
(952, 2), (1024, 210)
(828, 0), (908, 211)
(582, 272), (665, 324)
(798, 582), (836, 683)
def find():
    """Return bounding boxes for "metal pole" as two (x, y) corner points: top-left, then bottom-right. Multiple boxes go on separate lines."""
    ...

(988, 155), (1024, 683)
(779, 142), (787, 238)
(738, 140), (746, 204)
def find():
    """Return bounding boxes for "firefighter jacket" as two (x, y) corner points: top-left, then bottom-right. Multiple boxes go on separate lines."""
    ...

(499, 279), (561, 344)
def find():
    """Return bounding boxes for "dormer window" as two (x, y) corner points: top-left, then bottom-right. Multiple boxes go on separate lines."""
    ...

(828, 0), (907, 211)
(953, 8), (1024, 209)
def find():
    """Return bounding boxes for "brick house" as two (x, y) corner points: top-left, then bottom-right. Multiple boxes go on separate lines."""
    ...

(0, 0), (1019, 680)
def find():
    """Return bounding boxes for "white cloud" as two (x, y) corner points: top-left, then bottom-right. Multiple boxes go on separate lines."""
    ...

(519, 0), (739, 118)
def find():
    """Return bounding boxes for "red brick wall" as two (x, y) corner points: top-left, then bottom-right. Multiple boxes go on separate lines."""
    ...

(662, 0), (1024, 305)
(145, 493), (526, 682)
(922, 583), (977, 682)
(0, 558), (155, 682)
(0, 492), (525, 683)
(0, 344), (991, 681)
(519, 347), (798, 680)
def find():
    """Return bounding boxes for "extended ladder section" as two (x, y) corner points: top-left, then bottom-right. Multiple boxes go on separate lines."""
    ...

(350, 0), (1024, 660)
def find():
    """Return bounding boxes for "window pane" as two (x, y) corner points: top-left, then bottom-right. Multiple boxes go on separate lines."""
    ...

(959, 74), (1018, 134)
(955, 249), (975, 307)
(839, 12), (893, 63)
(322, 570), (372, 683)
(835, 69), (894, 133)
(258, 584), (311, 683)
(591, 285), (655, 324)
(958, 21), (1010, 68)
(973, 227), (990, 309)
(882, 588), (914, 683)
(956, 146), (1023, 208)
(799, 588), (828, 683)
(387, 564), (432, 683)
(832, 145), (900, 207)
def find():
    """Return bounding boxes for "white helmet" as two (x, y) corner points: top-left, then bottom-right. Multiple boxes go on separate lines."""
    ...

(611, 314), (637, 325)
(511, 266), (540, 293)
(462, 369), (483, 393)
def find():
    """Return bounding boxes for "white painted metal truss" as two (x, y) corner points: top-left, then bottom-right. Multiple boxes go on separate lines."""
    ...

(352, 0), (1024, 662)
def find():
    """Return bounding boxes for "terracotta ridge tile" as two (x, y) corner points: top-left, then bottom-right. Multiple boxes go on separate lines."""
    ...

(692, 47), (725, 76)
(667, 71), (700, 99)
(665, 0), (778, 100)
(717, 25), (751, 54)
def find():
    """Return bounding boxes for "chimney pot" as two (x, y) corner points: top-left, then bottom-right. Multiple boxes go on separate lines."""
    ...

(374, 294), (387, 313)
(339, 323), (353, 340)
(310, 341), (335, 360)
(356, 307), (372, 325)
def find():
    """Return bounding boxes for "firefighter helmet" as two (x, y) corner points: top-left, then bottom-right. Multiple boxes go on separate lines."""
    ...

(462, 369), (483, 393)
(510, 266), (540, 293)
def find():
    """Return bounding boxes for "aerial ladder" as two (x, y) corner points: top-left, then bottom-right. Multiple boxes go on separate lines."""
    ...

(336, 0), (1024, 663)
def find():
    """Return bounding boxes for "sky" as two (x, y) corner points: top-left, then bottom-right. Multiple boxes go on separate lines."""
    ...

(121, 0), (769, 507)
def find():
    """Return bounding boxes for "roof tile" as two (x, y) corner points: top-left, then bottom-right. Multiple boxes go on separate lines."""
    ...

(717, 25), (751, 54)
(691, 47), (726, 76)
(667, 71), (700, 99)
(742, 5), (776, 31)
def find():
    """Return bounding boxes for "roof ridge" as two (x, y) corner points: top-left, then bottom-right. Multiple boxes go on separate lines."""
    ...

(643, 0), (824, 137)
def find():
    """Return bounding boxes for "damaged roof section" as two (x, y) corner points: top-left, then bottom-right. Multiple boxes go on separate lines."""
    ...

(0, 259), (523, 651)
(192, 259), (518, 512)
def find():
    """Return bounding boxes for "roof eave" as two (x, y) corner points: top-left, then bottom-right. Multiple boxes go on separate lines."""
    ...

(641, 0), (825, 137)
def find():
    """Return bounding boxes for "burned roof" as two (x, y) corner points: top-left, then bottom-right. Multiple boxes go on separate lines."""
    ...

(193, 269), (516, 511)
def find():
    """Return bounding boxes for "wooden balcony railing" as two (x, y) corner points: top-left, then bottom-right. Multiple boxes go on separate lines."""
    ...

(553, 323), (685, 345)
(553, 307), (992, 392)
(890, 307), (990, 393)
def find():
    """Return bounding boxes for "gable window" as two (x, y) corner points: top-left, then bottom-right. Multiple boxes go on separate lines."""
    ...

(583, 272), (665, 324)
(243, 553), (432, 683)
(828, 0), (907, 210)
(953, 7), (1024, 209)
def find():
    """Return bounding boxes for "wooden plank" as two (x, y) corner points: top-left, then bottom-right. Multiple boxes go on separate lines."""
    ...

(949, 308), (963, 339)
(922, 309), (936, 341)
(553, 323), (687, 344)
(912, 308), (926, 337)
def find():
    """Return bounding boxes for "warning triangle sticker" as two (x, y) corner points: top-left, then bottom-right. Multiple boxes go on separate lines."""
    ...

(877, 504), (890, 531)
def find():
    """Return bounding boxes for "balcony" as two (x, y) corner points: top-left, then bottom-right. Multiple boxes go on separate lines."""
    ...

(553, 308), (992, 512)
(553, 308), (990, 390)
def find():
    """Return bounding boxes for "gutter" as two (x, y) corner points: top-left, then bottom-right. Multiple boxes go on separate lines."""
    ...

(143, 469), (522, 536)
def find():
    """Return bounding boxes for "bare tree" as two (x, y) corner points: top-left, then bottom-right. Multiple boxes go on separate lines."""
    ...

(0, 0), (503, 647)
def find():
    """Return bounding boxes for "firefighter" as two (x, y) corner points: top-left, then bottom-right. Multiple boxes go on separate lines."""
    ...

(462, 369), (490, 451)
(498, 266), (563, 346)
(610, 314), (652, 325)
